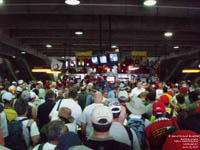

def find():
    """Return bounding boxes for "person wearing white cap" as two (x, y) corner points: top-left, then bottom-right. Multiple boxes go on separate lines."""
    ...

(0, 103), (8, 140)
(80, 91), (104, 137)
(8, 85), (16, 95)
(18, 79), (24, 86)
(118, 90), (129, 107)
(36, 81), (46, 100)
(2, 92), (17, 121)
(109, 101), (141, 150)
(85, 105), (131, 150)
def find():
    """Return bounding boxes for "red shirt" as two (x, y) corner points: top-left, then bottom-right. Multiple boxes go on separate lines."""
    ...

(145, 118), (173, 150)
(163, 130), (200, 150)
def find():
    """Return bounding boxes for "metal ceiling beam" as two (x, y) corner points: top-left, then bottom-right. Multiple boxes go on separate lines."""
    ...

(160, 47), (200, 61)
(1, 15), (200, 31)
(0, 30), (49, 60)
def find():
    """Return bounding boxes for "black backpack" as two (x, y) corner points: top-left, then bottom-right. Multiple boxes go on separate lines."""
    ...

(5, 118), (34, 150)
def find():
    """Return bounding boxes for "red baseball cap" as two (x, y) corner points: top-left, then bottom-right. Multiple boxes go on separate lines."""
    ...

(153, 102), (166, 115)
(160, 95), (170, 104)
(179, 87), (189, 93)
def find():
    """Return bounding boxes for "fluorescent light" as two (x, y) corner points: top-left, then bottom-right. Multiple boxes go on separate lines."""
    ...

(75, 31), (83, 35)
(182, 69), (200, 73)
(32, 69), (51, 73)
(46, 44), (52, 48)
(12, 56), (16, 59)
(173, 46), (179, 49)
(164, 32), (173, 37)
(21, 51), (26, 54)
(32, 69), (61, 74)
(0, 0), (3, 4)
(111, 45), (117, 48)
(65, 0), (80, 6)
(46, 70), (61, 74)
(144, 0), (157, 6)
(198, 64), (200, 68)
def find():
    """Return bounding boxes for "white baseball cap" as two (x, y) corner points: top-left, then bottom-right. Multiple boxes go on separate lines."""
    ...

(16, 86), (23, 92)
(108, 101), (121, 114)
(88, 82), (93, 86)
(8, 85), (16, 91)
(18, 80), (24, 85)
(2, 92), (14, 101)
(118, 90), (129, 102)
(91, 105), (113, 125)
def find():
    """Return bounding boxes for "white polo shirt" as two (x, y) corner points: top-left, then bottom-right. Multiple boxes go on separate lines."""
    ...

(80, 103), (103, 136)
(0, 111), (8, 138)
(15, 116), (40, 146)
(49, 98), (82, 125)
(33, 142), (56, 150)
(130, 87), (145, 97)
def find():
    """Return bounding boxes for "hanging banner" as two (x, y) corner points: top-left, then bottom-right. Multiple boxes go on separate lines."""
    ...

(75, 51), (92, 57)
(131, 51), (147, 66)
(131, 51), (147, 57)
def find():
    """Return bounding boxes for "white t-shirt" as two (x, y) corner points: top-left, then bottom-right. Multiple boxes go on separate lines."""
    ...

(0, 111), (8, 138)
(65, 122), (77, 133)
(39, 88), (46, 99)
(33, 142), (57, 150)
(109, 122), (140, 150)
(156, 89), (163, 99)
(15, 116), (40, 146)
(49, 98), (82, 125)
(130, 87), (145, 97)
(80, 103), (103, 136)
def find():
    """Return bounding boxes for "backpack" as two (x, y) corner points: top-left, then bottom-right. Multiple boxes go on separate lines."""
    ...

(5, 118), (34, 150)
(127, 117), (145, 149)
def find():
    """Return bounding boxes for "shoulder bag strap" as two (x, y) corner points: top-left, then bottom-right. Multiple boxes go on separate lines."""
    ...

(26, 119), (35, 146)
(38, 143), (45, 150)
(56, 99), (63, 111)
(124, 126), (133, 150)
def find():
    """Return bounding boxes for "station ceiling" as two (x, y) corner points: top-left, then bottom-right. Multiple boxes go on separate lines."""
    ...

(0, 0), (200, 58)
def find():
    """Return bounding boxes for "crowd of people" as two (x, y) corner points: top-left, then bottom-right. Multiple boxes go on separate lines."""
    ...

(0, 78), (200, 150)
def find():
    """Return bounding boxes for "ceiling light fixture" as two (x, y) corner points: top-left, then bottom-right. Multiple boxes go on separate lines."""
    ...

(65, 0), (80, 6)
(12, 56), (16, 59)
(21, 51), (26, 54)
(46, 44), (52, 48)
(164, 32), (173, 37)
(0, 0), (3, 4)
(173, 46), (179, 49)
(75, 31), (83, 35)
(111, 45), (117, 48)
(144, 0), (157, 6)
(182, 69), (200, 73)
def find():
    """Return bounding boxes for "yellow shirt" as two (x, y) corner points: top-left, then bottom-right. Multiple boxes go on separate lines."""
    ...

(4, 108), (18, 122)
